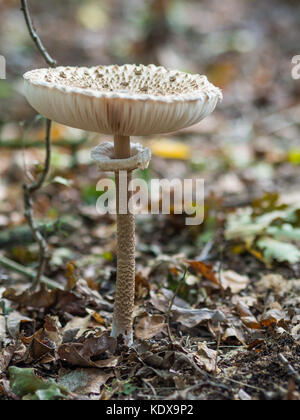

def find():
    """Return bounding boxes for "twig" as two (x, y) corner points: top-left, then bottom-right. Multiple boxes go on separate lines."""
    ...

(214, 323), (221, 377)
(28, 119), (52, 194)
(0, 255), (63, 290)
(166, 268), (187, 343)
(173, 351), (206, 377)
(20, 0), (57, 67)
(278, 353), (300, 384)
(20, 0), (57, 290)
(22, 120), (52, 290)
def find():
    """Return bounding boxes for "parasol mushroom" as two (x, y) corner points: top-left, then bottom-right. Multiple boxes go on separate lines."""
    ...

(23, 64), (222, 345)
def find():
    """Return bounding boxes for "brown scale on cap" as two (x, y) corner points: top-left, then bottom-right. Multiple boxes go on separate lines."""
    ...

(40, 64), (212, 97)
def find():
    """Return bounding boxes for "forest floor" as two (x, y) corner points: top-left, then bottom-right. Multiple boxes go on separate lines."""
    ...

(0, 0), (300, 401)
(0, 120), (300, 400)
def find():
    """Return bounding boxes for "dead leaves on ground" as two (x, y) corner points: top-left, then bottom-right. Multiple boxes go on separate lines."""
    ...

(135, 313), (166, 339)
(0, 280), (121, 399)
(2, 285), (86, 316)
(0, 253), (299, 400)
(58, 333), (118, 368)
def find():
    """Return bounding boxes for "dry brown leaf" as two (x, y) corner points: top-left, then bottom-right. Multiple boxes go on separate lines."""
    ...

(43, 315), (62, 346)
(3, 285), (86, 316)
(135, 313), (166, 339)
(220, 271), (249, 294)
(58, 332), (118, 368)
(66, 261), (77, 291)
(236, 301), (261, 330)
(291, 324), (300, 342)
(150, 289), (214, 328)
(196, 342), (219, 373)
(260, 309), (290, 327)
(63, 314), (91, 336)
(22, 328), (55, 364)
(58, 368), (113, 395)
(150, 288), (190, 313)
(6, 311), (34, 339)
(135, 272), (151, 301)
(222, 326), (247, 346)
(0, 343), (16, 373)
(172, 307), (215, 328)
(92, 312), (106, 325)
(186, 260), (220, 286)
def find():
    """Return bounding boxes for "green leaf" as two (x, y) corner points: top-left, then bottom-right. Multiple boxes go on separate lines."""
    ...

(122, 383), (136, 396)
(257, 237), (300, 265)
(267, 224), (300, 241)
(9, 367), (69, 400)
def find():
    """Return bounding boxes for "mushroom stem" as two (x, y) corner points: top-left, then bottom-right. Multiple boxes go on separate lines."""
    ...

(111, 135), (135, 345)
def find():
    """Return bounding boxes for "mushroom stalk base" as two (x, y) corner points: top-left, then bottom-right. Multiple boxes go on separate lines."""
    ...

(111, 135), (135, 346)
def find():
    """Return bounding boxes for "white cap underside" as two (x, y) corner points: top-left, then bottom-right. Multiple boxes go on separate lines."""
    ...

(23, 64), (222, 136)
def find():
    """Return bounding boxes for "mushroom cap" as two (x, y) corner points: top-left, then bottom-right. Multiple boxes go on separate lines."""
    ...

(24, 64), (222, 136)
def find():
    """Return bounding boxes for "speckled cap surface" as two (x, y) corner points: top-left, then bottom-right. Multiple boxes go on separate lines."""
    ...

(24, 64), (222, 136)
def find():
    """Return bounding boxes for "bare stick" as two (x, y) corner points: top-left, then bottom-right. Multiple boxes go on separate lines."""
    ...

(0, 255), (63, 290)
(22, 120), (52, 290)
(20, 1), (57, 290)
(20, 0), (57, 68)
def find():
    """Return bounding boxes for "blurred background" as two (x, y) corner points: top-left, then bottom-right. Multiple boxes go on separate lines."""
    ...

(0, 0), (300, 276)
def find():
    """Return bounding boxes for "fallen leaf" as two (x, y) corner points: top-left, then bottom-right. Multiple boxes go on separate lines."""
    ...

(258, 237), (300, 265)
(291, 324), (300, 342)
(221, 271), (249, 294)
(150, 289), (214, 328)
(58, 368), (113, 395)
(150, 138), (191, 160)
(135, 272), (151, 301)
(22, 328), (55, 364)
(196, 342), (219, 373)
(3, 285), (87, 316)
(63, 314), (92, 338)
(150, 288), (190, 313)
(57, 332), (118, 368)
(135, 313), (166, 339)
(66, 261), (77, 291)
(222, 327), (247, 346)
(260, 309), (289, 327)
(236, 301), (261, 329)
(172, 307), (215, 328)
(6, 311), (34, 339)
(0, 315), (6, 343)
(238, 389), (252, 400)
(9, 367), (69, 400)
(186, 260), (220, 286)
(0, 343), (16, 373)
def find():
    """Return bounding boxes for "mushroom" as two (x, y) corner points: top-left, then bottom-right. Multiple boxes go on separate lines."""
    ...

(23, 64), (222, 345)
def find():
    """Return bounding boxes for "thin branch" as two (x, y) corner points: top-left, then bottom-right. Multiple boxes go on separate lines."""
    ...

(20, 0), (57, 290)
(20, 0), (57, 68)
(28, 118), (52, 193)
(0, 255), (63, 290)
(22, 120), (52, 290)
